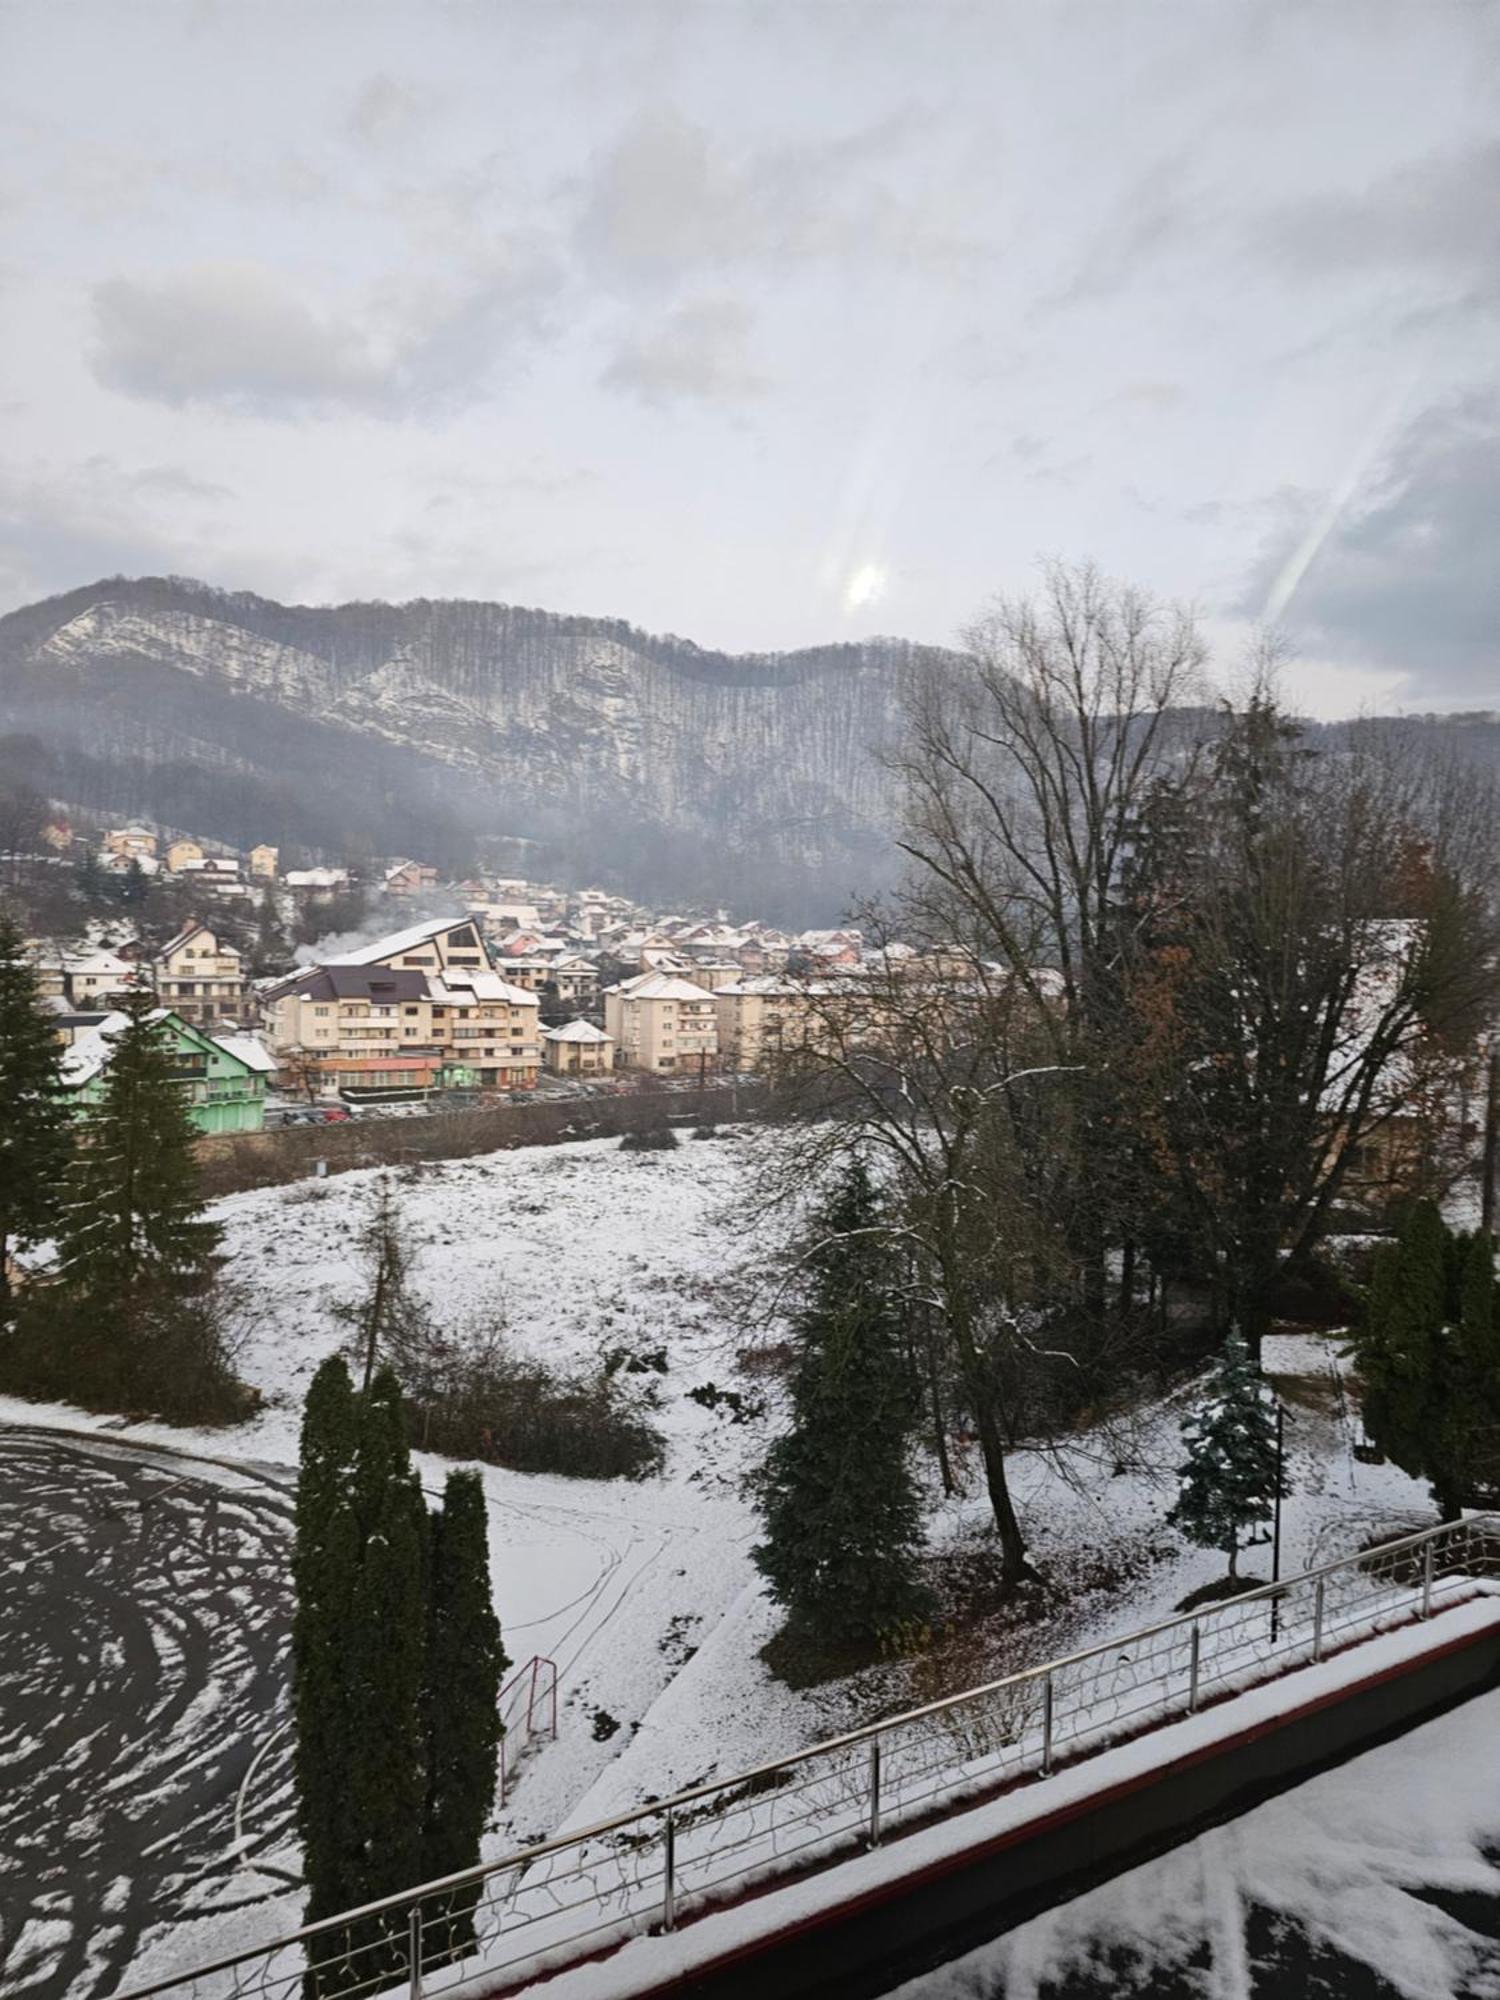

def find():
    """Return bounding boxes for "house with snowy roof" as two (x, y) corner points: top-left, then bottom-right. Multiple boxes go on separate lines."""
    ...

(61, 1009), (270, 1134)
(541, 1019), (615, 1076)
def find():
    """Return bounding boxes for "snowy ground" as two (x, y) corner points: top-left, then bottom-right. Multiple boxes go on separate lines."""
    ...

(0, 1127), (1461, 1998)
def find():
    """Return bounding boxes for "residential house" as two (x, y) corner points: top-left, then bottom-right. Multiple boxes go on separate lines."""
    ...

(284, 866), (351, 901)
(61, 1008), (269, 1134)
(61, 948), (138, 1006)
(383, 859), (439, 897)
(164, 838), (205, 873)
(541, 1020), (616, 1076)
(248, 844), (279, 879)
(152, 922), (247, 1027)
(603, 971), (718, 1073)
(104, 825), (157, 861)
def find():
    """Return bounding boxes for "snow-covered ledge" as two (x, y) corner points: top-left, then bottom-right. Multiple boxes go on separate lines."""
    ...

(524, 1592), (1500, 2000)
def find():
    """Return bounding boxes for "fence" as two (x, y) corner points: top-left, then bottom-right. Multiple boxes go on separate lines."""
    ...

(112, 1512), (1500, 2000)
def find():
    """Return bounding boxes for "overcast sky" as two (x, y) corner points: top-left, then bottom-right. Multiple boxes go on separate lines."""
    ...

(1, 1), (1496, 715)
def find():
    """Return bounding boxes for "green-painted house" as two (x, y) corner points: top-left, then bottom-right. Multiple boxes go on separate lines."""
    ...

(61, 1009), (273, 1135)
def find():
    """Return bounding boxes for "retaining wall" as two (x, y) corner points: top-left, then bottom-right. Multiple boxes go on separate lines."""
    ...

(193, 1084), (764, 1198)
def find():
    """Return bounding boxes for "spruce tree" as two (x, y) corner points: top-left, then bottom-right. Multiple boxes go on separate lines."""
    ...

(0, 913), (71, 1328)
(422, 1469), (507, 1963)
(1169, 1330), (1283, 1579)
(23, 995), (242, 1419)
(753, 1161), (930, 1647)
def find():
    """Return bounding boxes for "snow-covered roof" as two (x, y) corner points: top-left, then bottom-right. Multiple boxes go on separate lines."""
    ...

(542, 1019), (613, 1043)
(64, 948), (135, 976)
(327, 914), (479, 965)
(60, 1007), (168, 1086)
(284, 867), (349, 888)
(610, 973), (716, 1002)
(211, 1032), (278, 1074)
(429, 970), (537, 1008)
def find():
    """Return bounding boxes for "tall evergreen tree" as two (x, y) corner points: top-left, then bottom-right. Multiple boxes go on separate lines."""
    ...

(1357, 1200), (1456, 1511)
(293, 1357), (362, 1958)
(342, 1370), (429, 1985)
(422, 1469), (507, 1962)
(754, 1162), (930, 1646)
(0, 913), (71, 1328)
(54, 996), (222, 1299)
(1169, 1330), (1283, 1579)
(15, 995), (243, 1420)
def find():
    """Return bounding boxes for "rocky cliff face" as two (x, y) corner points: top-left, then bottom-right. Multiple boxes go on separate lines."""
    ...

(0, 576), (949, 917)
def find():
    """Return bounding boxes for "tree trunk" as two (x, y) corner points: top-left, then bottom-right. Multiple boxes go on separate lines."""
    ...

(942, 1262), (1033, 1583)
(1119, 1238), (1136, 1316)
(924, 1327), (958, 1498)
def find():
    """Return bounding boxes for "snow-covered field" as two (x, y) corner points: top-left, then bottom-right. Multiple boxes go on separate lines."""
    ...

(0, 1126), (1460, 1999)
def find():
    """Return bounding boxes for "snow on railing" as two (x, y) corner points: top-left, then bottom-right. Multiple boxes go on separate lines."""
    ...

(109, 1511), (1500, 2000)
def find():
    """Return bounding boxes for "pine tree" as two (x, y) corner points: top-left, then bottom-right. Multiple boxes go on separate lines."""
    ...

(21, 995), (243, 1420)
(293, 1359), (362, 1952)
(1169, 1330), (1283, 1579)
(0, 913), (71, 1328)
(753, 1161), (930, 1647)
(422, 1469), (507, 1963)
(54, 996), (222, 1299)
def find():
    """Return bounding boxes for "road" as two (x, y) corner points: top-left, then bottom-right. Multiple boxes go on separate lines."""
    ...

(0, 1429), (297, 2000)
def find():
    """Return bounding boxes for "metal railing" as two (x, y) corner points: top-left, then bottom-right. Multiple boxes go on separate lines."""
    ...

(112, 1512), (1500, 2000)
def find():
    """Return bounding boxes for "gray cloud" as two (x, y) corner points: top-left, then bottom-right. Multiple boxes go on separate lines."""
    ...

(601, 296), (767, 407)
(1258, 143), (1500, 296)
(1242, 393), (1500, 698)
(347, 72), (440, 152)
(89, 248), (563, 419)
(574, 105), (970, 286)
(91, 263), (389, 413)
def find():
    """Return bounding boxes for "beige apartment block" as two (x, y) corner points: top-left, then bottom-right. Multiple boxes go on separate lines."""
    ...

(153, 922), (247, 1026)
(262, 914), (543, 1090)
(164, 838), (204, 873)
(249, 844), (279, 878)
(104, 825), (157, 860)
(603, 971), (718, 1073)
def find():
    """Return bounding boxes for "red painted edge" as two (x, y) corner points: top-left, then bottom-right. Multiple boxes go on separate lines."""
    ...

(491, 1610), (1500, 2000)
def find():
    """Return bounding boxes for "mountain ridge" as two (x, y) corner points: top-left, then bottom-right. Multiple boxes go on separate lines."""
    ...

(0, 573), (947, 921)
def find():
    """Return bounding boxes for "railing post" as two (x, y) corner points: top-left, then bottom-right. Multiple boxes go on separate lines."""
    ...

(1313, 1577), (1325, 1662)
(662, 1808), (677, 1932)
(1041, 1671), (1054, 1775)
(1188, 1621), (1201, 1714)
(1422, 1539), (1435, 1618)
(867, 1736), (882, 1845)
(408, 1904), (423, 2000)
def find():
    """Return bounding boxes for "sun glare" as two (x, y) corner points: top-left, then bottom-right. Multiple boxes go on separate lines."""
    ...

(845, 562), (888, 612)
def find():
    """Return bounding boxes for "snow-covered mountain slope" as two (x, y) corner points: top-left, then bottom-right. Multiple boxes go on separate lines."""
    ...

(0, 576), (942, 913)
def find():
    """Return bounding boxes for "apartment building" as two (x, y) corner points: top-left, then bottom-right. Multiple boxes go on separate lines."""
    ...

(152, 922), (247, 1026)
(603, 971), (718, 1073)
(262, 913), (542, 1093)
